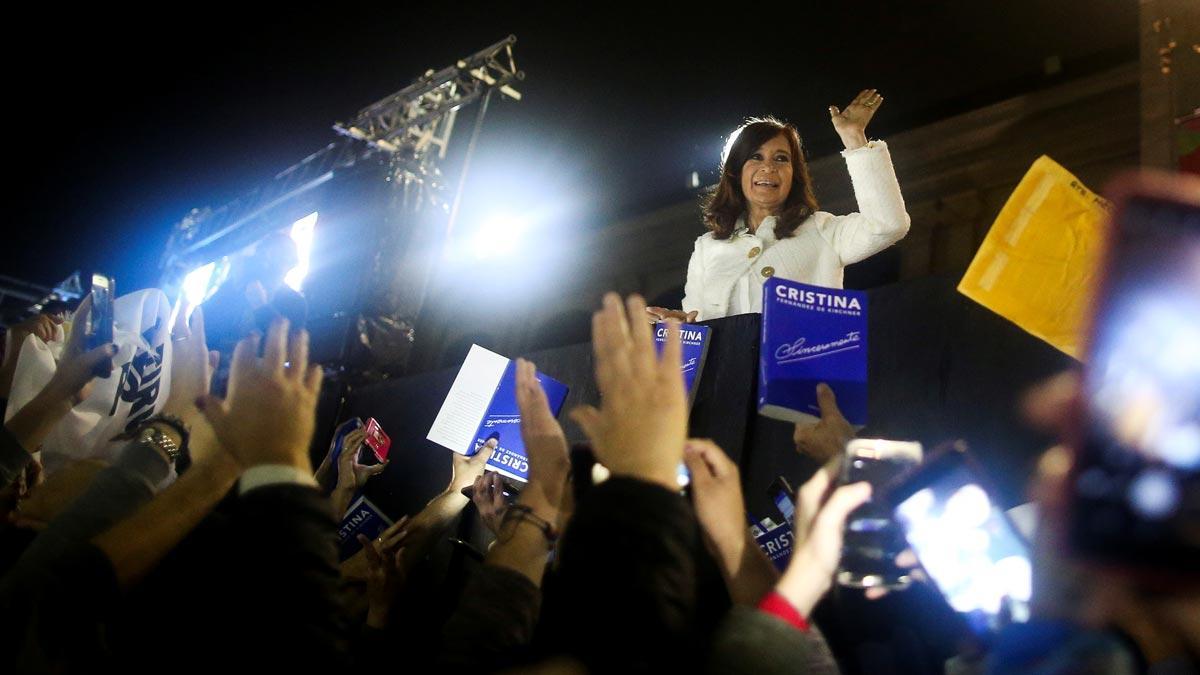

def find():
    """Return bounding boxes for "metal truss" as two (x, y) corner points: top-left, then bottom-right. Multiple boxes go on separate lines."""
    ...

(159, 35), (523, 276)
(333, 34), (523, 157)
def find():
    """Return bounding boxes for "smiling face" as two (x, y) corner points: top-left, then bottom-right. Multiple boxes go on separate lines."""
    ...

(739, 133), (794, 216)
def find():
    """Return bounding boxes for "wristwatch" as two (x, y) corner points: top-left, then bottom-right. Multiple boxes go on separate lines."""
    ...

(137, 424), (182, 463)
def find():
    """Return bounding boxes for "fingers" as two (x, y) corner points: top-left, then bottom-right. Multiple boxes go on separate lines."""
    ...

(305, 364), (323, 394)
(626, 295), (655, 374)
(227, 333), (260, 399)
(814, 482), (872, 533)
(657, 319), (683, 392)
(171, 298), (190, 340)
(357, 534), (382, 568)
(287, 330), (310, 380)
(685, 311), (698, 323)
(829, 105), (841, 117)
(262, 318), (289, 376)
(593, 294), (633, 392)
(569, 405), (602, 443)
(190, 305), (207, 348)
(471, 475), (487, 506)
(815, 383), (841, 421)
(79, 343), (118, 379)
(682, 446), (711, 486)
(797, 464), (834, 533)
(489, 472), (506, 510)
(365, 461), (389, 477)
(65, 296), (93, 354)
(684, 439), (732, 480)
(196, 394), (232, 444)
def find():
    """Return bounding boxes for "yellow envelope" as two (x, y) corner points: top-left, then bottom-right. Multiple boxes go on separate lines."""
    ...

(957, 156), (1110, 360)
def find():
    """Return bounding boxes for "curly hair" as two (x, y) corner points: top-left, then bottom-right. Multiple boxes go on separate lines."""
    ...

(702, 117), (818, 240)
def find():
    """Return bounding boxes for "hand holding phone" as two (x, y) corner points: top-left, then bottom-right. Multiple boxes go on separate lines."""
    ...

(1070, 172), (1200, 574)
(837, 438), (922, 590)
(86, 274), (115, 377)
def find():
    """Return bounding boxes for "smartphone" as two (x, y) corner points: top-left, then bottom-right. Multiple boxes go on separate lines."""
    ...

(768, 476), (796, 525)
(1069, 172), (1200, 572)
(837, 438), (923, 590)
(87, 274), (114, 350)
(887, 442), (1032, 637)
(359, 417), (391, 464)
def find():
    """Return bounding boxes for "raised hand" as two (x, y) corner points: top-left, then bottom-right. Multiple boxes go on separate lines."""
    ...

(685, 438), (781, 604)
(777, 465), (872, 617)
(162, 305), (219, 425)
(793, 383), (855, 464)
(196, 318), (322, 472)
(6, 313), (59, 348)
(829, 88), (883, 151)
(571, 293), (687, 490)
(515, 358), (570, 511)
(40, 296), (116, 405)
(684, 439), (747, 559)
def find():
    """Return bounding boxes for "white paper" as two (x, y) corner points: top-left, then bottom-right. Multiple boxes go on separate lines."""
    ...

(426, 345), (510, 454)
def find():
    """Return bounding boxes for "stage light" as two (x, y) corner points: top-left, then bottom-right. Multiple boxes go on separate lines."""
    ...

(182, 262), (218, 307)
(285, 212), (319, 291)
(471, 214), (528, 260)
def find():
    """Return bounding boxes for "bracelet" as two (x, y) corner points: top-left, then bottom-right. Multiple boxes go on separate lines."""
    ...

(500, 503), (559, 544)
(143, 414), (191, 455)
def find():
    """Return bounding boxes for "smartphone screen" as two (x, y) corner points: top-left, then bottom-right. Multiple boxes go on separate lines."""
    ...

(362, 417), (391, 463)
(1073, 185), (1200, 570)
(838, 439), (922, 589)
(88, 274), (114, 349)
(768, 476), (796, 525)
(891, 448), (1032, 636)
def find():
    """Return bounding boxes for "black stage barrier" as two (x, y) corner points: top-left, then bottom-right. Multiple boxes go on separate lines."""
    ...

(339, 275), (1075, 524)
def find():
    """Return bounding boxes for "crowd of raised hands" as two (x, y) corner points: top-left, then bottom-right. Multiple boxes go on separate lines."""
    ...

(3, 291), (1196, 674)
(0, 290), (877, 673)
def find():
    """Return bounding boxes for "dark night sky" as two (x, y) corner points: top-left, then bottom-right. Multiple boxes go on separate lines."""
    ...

(5, 1), (1136, 295)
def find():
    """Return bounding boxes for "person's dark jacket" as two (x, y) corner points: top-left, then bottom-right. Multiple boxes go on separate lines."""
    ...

(1, 473), (350, 673)
(553, 476), (700, 672)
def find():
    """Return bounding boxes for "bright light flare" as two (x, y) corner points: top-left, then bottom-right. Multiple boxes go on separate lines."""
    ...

(471, 214), (528, 260)
(285, 212), (318, 292)
(182, 262), (217, 307)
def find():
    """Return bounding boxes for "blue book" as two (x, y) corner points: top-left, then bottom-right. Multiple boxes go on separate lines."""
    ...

(759, 278), (868, 425)
(427, 345), (570, 483)
(336, 495), (393, 562)
(653, 322), (711, 408)
(751, 517), (795, 571)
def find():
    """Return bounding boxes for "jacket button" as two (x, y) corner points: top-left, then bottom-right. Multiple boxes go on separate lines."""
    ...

(748, 247), (761, 258)
(761, 266), (775, 278)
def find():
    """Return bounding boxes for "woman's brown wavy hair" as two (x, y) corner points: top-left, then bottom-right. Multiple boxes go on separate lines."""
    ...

(702, 117), (818, 240)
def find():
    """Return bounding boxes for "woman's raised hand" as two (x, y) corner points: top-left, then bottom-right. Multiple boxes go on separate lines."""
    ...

(829, 88), (883, 151)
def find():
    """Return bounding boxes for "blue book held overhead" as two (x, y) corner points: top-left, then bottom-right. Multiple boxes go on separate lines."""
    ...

(427, 345), (570, 483)
(759, 278), (868, 425)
